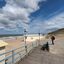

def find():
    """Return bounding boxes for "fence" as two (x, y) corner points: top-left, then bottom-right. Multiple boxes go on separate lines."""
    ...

(0, 41), (39, 64)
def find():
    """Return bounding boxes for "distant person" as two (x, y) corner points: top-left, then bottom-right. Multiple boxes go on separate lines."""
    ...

(51, 35), (55, 45)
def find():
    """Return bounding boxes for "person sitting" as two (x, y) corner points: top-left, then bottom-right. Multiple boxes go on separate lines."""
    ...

(41, 42), (49, 52)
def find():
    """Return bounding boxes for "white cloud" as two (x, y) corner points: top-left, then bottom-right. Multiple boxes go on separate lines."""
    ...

(46, 12), (64, 29)
(0, 0), (45, 31)
(29, 12), (64, 33)
(44, 12), (64, 33)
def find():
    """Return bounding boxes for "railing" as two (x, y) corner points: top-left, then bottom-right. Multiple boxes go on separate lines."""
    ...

(0, 41), (39, 64)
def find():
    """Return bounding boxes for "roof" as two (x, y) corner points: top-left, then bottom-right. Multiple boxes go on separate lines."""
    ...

(0, 40), (8, 47)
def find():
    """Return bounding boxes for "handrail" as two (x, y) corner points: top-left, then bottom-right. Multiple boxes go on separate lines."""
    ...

(0, 41), (39, 64)
(0, 46), (25, 56)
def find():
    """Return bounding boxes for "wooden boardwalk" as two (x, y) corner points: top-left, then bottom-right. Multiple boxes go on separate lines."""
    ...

(16, 46), (64, 64)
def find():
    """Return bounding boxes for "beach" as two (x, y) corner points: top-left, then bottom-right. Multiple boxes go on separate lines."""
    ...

(0, 34), (64, 56)
(0, 35), (45, 51)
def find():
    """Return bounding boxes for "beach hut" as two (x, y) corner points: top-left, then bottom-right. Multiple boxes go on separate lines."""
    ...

(0, 40), (8, 64)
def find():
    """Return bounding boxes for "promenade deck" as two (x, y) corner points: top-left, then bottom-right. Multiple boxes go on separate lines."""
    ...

(16, 46), (64, 64)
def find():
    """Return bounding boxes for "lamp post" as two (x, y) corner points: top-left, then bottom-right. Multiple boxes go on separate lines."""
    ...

(24, 29), (27, 54)
(38, 33), (40, 45)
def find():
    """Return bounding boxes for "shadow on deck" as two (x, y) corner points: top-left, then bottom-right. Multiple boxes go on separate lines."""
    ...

(16, 46), (64, 64)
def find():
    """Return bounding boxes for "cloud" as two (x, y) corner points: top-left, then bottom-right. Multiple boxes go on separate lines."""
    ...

(45, 12), (64, 32)
(29, 12), (64, 33)
(46, 12), (64, 29)
(0, 0), (45, 31)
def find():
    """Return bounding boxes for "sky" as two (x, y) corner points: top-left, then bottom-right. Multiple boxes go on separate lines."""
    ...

(0, 0), (64, 34)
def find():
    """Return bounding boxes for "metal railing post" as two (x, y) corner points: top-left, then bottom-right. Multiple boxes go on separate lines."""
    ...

(12, 50), (15, 64)
(25, 36), (27, 54)
(35, 40), (37, 47)
(24, 29), (28, 55)
(38, 33), (40, 46)
(32, 42), (33, 48)
(25, 45), (27, 54)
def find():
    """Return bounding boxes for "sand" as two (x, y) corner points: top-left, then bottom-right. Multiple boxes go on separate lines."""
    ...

(0, 36), (41, 51)
(0, 37), (24, 51)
